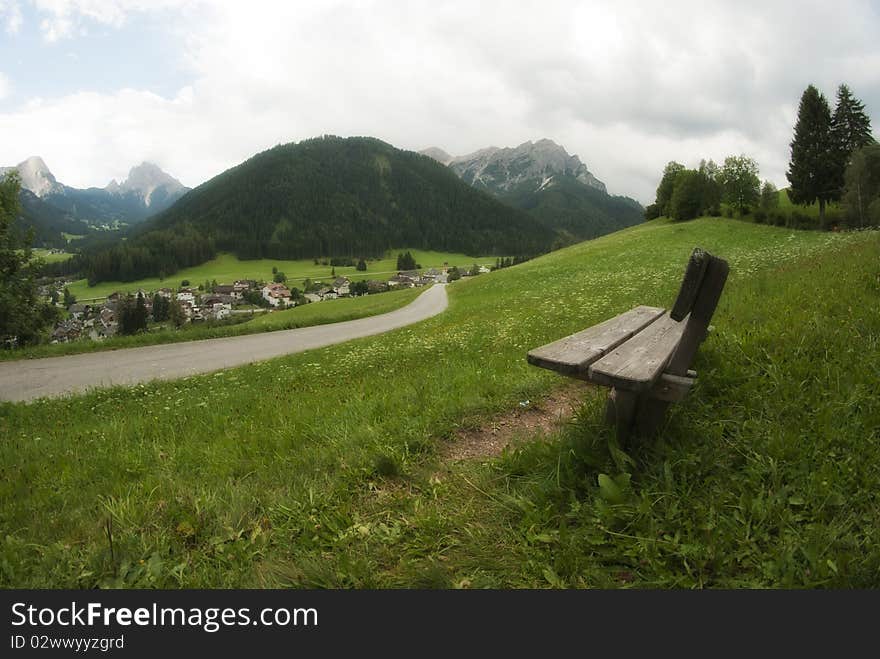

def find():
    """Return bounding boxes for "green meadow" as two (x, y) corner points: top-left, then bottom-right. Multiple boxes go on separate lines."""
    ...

(32, 248), (74, 264)
(2, 217), (879, 588)
(67, 249), (497, 301)
(0, 287), (422, 361)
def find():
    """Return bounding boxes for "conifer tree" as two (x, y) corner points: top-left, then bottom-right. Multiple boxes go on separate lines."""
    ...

(830, 84), (875, 198)
(787, 85), (836, 226)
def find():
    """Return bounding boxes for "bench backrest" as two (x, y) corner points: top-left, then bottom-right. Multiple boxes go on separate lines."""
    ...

(666, 247), (729, 376)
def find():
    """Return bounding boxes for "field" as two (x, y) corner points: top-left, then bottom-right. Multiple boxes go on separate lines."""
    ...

(1, 287), (423, 361)
(2, 217), (879, 588)
(67, 249), (498, 301)
(32, 248), (74, 264)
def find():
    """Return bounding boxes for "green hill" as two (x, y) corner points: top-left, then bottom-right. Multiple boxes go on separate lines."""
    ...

(498, 174), (644, 240)
(3, 217), (878, 588)
(70, 136), (555, 285)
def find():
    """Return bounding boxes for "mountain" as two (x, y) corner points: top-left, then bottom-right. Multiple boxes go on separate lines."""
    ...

(16, 190), (91, 248)
(104, 162), (188, 210)
(0, 156), (65, 197)
(1, 157), (190, 246)
(421, 139), (643, 240)
(76, 136), (557, 284)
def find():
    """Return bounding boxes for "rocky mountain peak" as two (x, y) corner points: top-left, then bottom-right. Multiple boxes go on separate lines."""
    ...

(443, 139), (607, 194)
(106, 161), (187, 206)
(0, 156), (64, 197)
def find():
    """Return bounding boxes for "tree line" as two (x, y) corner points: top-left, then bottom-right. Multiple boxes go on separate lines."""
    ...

(647, 83), (876, 228)
(788, 83), (876, 227)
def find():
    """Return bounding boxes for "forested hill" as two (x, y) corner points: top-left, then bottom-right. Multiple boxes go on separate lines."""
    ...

(72, 136), (556, 284)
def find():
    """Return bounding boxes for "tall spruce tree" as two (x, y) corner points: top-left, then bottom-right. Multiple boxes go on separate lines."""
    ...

(1, 172), (60, 346)
(787, 85), (836, 226)
(830, 84), (875, 198)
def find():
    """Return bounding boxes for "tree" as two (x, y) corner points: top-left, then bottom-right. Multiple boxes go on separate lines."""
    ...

(152, 293), (170, 322)
(0, 172), (60, 346)
(669, 170), (704, 221)
(842, 144), (880, 228)
(787, 85), (836, 226)
(273, 271), (287, 283)
(63, 287), (76, 308)
(356, 258), (367, 272)
(760, 181), (779, 211)
(654, 162), (686, 217)
(831, 84), (875, 199)
(447, 266), (461, 282)
(396, 252), (416, 271)
(350, 280), (369, 296)
(169, 297), (186, 327)
(720, 155), (761, 214)
(698, 159), (723, 215)
(118, 293), (148, 335)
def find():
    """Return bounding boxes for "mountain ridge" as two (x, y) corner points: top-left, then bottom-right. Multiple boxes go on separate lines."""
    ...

(421, 138), (643, 241)
(1, 157), (190, 247)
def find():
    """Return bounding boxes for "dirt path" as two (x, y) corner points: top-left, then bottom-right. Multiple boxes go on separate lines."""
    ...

(0, 284), (447, 403)
(441, 381), (598, 461)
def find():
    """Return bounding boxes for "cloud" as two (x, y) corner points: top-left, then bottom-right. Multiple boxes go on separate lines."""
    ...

(1, 0), (22, 34)
(1, 0), (879, 203)
(0, 72), (9, 99)
(33, 0), (189, 41)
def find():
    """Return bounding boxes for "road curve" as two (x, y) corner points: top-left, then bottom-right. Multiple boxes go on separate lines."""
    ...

(0, 284), (448, 403)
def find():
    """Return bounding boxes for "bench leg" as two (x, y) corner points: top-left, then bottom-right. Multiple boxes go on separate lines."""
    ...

(605, 388), (638, 445)
(634, 398), (670, 438)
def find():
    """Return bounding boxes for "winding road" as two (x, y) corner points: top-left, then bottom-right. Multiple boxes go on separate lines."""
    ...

(0, 284), (448, 403)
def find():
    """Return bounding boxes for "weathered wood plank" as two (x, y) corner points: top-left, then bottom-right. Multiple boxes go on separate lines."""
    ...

(587, 312), (687, 392)
(649, 372), (696, 402)
(666, 255), (729, 376)
(670, 248), (709, 321)
(526, 305), (666, 376)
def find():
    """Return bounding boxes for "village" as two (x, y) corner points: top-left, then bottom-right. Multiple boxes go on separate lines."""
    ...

(42, 264), (489, 344)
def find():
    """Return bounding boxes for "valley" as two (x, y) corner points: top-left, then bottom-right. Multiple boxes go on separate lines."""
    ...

(3, 216), (878, 588)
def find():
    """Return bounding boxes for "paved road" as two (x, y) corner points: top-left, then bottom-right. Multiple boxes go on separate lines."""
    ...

(0, 284), (448, 403)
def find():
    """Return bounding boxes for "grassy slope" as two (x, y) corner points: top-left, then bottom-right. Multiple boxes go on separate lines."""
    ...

(67, 250), (499, 301)
(1, 287), (422, 361)
(1, 218), (878, 588)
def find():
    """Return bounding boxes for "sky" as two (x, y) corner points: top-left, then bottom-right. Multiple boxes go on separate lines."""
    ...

(0, 0), (878, 204)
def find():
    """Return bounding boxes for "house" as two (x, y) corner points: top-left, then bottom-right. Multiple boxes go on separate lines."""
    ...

(417, 276), (435, 287)
(332, 277), (350, 297)
(261, 283), (292, 307)
(234, 280), (257, 294)
(100, 307), (115, 325)
(366, 280), (388, 294)
(157, 287), (174, 299)
(51, 320), (82, 343)
(177, 289), (196, 304)
(316, 286), (337, 300)
(478, 265), (491, 274)
(201, 294), (235, 307)
(212, 284), (240, 300)
(303, 293), (322, 303)
(67, 303), (89, 319)
(388, 275), (415, 288)
(208, 302), (232, 320)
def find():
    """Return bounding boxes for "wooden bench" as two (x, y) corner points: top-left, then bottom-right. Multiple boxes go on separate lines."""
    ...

(527, 248), (729, 444)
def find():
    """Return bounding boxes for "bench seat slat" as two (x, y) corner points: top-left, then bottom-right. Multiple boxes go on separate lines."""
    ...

(526, 305), (666, 376)
(587, 312), (688, 392)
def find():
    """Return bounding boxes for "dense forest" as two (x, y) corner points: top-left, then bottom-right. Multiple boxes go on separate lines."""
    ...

(69, 137), (555, 284)
(498, 175), (644, 242)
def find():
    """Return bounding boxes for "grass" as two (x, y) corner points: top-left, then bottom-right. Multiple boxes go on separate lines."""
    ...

(1, 217), (878, 588)
(32, 249), (74, 264)
(0, 287), (423, 361)
(66, 249), (498, 301)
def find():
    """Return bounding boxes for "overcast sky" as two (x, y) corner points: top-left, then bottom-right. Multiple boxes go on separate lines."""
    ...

(1, 0), (878, 203)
